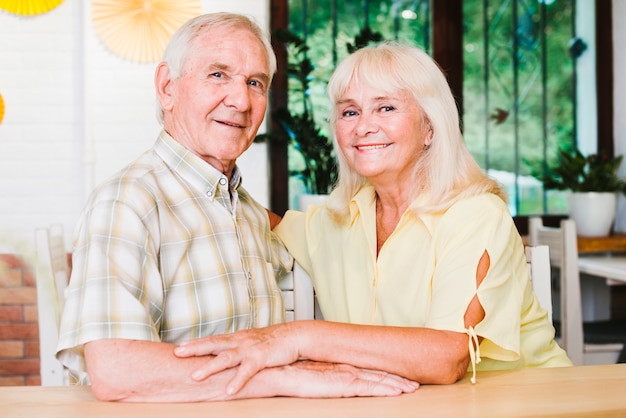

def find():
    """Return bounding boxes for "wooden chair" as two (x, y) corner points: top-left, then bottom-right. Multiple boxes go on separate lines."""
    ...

(279, 262), (316, 321)
(528, 217), (626, 365)
(525, 245), (553, 323)
(34, 224), (71, 386)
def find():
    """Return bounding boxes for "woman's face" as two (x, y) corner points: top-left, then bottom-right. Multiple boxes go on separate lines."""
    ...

(334, 79), (432, 186)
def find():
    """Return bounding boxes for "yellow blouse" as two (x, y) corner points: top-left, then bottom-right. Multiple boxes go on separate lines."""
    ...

(274, 187), (572, 371)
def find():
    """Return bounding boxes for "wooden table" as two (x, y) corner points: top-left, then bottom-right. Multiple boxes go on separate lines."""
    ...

(3, 364), (626, 417)
(578, 234), (626, 254)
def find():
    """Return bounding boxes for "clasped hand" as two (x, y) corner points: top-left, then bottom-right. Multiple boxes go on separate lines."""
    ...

(175, 322), (303, 395)
(174, 321), (419, 397)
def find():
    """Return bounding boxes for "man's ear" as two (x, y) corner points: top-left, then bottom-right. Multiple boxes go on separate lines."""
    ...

(155, 62), (175, 111)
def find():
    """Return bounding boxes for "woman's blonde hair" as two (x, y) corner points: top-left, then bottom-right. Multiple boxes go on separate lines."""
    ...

(326, 42), (505, 222)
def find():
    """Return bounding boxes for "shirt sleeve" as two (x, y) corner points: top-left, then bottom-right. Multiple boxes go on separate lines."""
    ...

(56, 188), (163, 376)
(424, 193), (527, 362)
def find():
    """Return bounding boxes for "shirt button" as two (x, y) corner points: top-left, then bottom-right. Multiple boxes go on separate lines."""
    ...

(219, 177), (227, 186)
(206, 190), (213, 197)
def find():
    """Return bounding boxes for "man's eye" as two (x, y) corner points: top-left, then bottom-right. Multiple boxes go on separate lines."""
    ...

(342, 110), (357, 117)
(210, 72), (224, 78)
(248, 79), (266, 91)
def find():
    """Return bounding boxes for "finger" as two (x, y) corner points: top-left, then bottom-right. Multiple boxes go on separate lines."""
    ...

(358, 381), (404, 397)
(356, 370), (419, 393)
(176, 335), (242, 357)
(191, 350), (243, 381)
(225, 362), (263, 395)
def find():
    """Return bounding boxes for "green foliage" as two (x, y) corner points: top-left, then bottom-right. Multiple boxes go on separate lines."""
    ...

(346, 27), (383, 53)
(256, 28), (337, 195)
(536, 147), (626, 194)
(462, 0), (575, 178)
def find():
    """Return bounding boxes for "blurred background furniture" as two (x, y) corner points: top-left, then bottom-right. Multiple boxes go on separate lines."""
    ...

(528, 217), (626, 365)
(525, 245), (553, 323)
(34, 224), (71, 386)
(279, 262), (315, 321)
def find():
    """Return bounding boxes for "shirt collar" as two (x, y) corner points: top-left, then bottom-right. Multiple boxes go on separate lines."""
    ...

(348, 184), (437, 235)
(155, 130), (242, 200)
(349, 185), (377, 225)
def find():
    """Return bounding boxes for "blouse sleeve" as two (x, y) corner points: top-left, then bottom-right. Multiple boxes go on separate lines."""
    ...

(424, 193), (528, 362)
(273, 210), (314, 275)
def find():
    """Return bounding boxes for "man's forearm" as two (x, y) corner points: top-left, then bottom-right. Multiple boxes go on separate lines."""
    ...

(85, 339), (255, 402)
(84, 339), (413, 402)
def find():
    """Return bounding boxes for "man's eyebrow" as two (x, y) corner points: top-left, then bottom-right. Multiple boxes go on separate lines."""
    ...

(252, 72), (271, 85)
(208, 62), (230, 72)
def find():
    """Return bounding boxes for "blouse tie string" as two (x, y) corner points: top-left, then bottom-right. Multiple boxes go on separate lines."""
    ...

(467, 325), (481, 384)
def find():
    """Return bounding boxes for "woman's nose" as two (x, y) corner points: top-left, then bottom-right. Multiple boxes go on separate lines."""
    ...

(355, 113), (379, 136)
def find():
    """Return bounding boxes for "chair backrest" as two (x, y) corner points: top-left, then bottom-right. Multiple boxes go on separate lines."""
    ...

(525, 245), (553, 323)
(278, 262), (315, 321)
(528, 217), (584, 365)
(35, 224), (70, 385)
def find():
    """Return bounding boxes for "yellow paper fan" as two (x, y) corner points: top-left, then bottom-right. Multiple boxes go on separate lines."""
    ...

(0, 0), (63, 15)
(0, 93), (4, 124)
(92, 0), (201, 63)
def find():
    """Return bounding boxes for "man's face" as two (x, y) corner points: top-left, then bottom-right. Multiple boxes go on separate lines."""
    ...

(159, 26), (270, 175)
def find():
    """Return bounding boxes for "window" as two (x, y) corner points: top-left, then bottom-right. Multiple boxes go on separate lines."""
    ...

(269, 0), (610, 227)
(463, 0), (575, 216)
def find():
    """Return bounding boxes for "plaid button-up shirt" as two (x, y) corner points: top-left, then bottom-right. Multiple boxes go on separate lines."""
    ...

(57, 131), (290, 378)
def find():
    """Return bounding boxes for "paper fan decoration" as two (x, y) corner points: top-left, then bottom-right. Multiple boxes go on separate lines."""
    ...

(0, 0), (63, 15)
(0, 93), (4, 124)
(92, 0), (201, 63)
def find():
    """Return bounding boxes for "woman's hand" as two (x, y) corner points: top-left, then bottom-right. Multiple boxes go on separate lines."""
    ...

(175, 322), (302, 395)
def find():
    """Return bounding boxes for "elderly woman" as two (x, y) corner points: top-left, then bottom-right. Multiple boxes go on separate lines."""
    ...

(176, 42), (571, 395)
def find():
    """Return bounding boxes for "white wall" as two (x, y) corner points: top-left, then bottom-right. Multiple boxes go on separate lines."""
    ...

(0, 0), (271, 252)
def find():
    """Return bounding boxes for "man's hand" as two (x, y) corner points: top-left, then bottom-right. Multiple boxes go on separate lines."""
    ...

(264, 361), (419, 398)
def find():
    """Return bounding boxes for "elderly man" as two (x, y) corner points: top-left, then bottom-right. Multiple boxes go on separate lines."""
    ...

(56, 12), (416, 402)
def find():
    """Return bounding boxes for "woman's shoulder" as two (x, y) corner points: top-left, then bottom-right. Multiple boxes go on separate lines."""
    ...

(433, 193), (514, 237)
(445, 193), (509, 218)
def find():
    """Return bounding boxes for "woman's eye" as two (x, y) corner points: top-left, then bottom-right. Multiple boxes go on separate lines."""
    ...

(342, 110), (358, 117)
(381, 105), (396, 112)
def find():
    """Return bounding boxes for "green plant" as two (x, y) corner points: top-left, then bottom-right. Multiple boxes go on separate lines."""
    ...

(256, 28), (337, 195)
(536, 147), (626, 194)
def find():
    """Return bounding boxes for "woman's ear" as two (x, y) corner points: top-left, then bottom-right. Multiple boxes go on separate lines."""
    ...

(155, 62), (175, 111)
(424, 125), (434, 147)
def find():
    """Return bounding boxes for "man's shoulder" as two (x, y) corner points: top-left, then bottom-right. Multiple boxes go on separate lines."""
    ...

(88, 148), (167, 204)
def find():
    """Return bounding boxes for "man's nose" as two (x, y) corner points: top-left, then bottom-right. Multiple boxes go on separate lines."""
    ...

(224, 79), (251, 111)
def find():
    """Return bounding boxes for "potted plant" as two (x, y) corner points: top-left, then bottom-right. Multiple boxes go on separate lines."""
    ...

(257, 28), (382, 209)
(537, 147), (626, 236)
